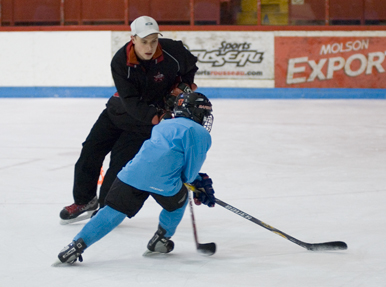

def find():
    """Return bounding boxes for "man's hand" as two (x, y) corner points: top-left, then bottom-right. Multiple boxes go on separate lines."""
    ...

(170, 83), (197, 97)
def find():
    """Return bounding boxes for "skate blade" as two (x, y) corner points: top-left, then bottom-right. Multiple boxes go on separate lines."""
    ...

(142, 249), (157, 257)
(51, 258), (78, 267)
(142, 249), (170, 257)
(51, 259), (64, 267)
(59, 211), (94, 225)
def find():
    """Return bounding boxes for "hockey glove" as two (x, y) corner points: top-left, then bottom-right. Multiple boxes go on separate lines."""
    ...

(169, 82), (197, 97)
(151, 107), (173, 125)
(165, 94), (177, 111)
(192, 173), (215, 207)
(158, 108), (173, 121)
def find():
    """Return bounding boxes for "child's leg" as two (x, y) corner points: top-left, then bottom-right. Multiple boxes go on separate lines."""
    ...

(74, 205), (126, 247)
(159, 196), (188, 238)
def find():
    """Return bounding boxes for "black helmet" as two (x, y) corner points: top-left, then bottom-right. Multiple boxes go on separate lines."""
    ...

(174, 92), (214, 132)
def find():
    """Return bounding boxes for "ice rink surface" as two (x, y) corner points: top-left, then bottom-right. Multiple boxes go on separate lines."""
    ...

(1, 98), (385, 287)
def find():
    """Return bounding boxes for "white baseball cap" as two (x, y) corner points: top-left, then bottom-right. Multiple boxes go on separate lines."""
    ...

(130, 16), (162, 38)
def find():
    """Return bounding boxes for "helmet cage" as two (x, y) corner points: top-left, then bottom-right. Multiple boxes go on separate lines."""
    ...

(202, 114), (214, 133)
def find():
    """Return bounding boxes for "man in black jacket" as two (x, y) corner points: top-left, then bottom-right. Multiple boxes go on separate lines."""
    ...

(60, 16), (198, 223)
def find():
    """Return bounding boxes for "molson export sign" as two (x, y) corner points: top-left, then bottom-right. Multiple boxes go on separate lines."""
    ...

(275, 37), (386, 88)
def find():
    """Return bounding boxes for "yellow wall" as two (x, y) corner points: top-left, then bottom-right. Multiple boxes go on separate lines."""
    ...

(237, 0), (288, 25)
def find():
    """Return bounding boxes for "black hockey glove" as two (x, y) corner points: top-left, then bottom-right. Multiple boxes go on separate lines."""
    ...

(158, 107), (173, 121)
(169, 82), (197, 97)
(164, 94), (177, 111)
(151, 106), (172, 125)
(192, 173), (215, 207)
(176, 82), (193, 94)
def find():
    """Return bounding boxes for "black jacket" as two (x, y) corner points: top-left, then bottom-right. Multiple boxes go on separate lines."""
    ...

(109, 38), (198, 127)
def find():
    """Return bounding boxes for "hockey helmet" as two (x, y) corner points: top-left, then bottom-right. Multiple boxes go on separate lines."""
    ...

(174, 92), (214, 132)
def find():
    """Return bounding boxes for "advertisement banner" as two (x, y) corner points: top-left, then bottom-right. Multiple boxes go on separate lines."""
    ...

(275, 37), (386, 88)
(181, 32), (274, 80)
(112, 31), (274, 80)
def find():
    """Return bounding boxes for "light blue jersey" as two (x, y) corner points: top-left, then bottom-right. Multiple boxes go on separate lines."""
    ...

(117, 117), (211, 196)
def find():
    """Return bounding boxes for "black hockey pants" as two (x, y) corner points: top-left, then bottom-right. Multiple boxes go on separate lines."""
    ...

(72, 108), (150, 207)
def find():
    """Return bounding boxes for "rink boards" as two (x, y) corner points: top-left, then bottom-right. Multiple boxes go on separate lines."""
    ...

(1, 30), (386, 98)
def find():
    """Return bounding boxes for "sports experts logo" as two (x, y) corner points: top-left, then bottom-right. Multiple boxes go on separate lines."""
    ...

(190, 41), (264, 67)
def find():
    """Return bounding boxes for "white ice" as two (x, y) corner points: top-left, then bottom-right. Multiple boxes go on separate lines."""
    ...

(1, 98), (385, 287)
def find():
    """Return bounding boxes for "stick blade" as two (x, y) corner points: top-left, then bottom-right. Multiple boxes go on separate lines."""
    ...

(307, 241), (347, 251)
(197, 242), (216, 256)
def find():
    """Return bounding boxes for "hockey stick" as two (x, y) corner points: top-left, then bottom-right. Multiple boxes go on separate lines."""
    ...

(188, 191), (216, 255)
(186, 183), (346, 251)
(215, 198), (347, 251)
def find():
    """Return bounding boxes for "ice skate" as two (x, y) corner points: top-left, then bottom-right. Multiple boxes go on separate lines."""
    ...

(143, 225), (174, 256)
(59, 196), (98, 224)
(52, 238), (87, 266)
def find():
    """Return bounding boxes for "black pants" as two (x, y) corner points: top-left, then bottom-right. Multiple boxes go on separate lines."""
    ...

(105, 178), (188, 218)
(72, 108), (151, 206)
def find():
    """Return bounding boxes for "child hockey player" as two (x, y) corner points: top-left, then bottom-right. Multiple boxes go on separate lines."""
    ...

(55, 92), (215, 265)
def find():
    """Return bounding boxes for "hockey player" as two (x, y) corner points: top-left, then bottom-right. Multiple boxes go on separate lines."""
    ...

(59, 16), (199, 223)
(55, 92), (216, 265)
